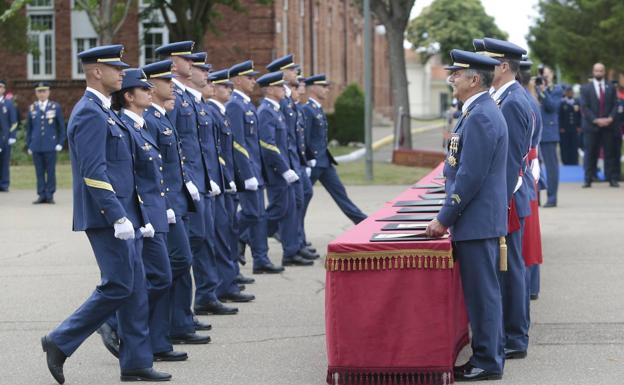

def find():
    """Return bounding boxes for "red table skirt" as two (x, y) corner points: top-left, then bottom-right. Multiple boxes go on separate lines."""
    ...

(325, 164), (469, 384)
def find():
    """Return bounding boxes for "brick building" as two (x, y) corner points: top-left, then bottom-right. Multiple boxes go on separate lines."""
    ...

(0, 0), (391, 121)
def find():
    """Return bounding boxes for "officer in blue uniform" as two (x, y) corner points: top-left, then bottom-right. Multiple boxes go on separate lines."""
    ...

(26, 82), (66, 204)
(256, 71), (313, 267)
(426, 49), (507, 382)
(483, 37), (533, 360)
(142, 59), (212, 344)
(0, 79), (18, 191)
(266, 54), (319, 261)
(155, 42), (238, 316)
(41, 45), (171, 383)
(227, 60), (285, 274)
(559, 86), (581, 165)
(303, 74), (367, 224)
(536, 65), (563, 207)
(206, 69), (256, 286)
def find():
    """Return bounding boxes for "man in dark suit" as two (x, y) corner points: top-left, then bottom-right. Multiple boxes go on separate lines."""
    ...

(580, 62), (619, 187)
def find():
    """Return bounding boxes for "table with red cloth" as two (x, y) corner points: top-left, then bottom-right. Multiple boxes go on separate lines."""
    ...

(325, 163), (469, 385)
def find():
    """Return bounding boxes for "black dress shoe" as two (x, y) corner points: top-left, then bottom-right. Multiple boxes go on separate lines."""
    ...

(298, 247), (320, 260)
(121, 368), (171, 382)
(169, 332), (211, 344)
(219, 292), (255, 303)
(455, 363), (502, 382)
(530, 293), (539, 300)
(96, 323), (120, 358)
(235, 273), (255, 284)
(504, 349), (527, 359)
(582, 182), (591, 188)
(238, 284), (246, 291)
(283, 254), (314, 266)
(252, 263), (285, 274)
(194, 300), (239, 315)
(237, 241), (247, 265)
(193, 317), (212, 331)
(46, 197), (56, 204)
(33, 196), (46, 204)
(610, 180), (620, 187)
(543, 202), (556, 208)
(154, 350), (188, 362)
(41, 336), (67, 384)
(305, 241), (312, 247)
(306, 246), (317, 253)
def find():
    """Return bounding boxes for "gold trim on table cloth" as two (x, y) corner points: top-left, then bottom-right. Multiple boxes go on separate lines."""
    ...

(325, 248), (454, 271)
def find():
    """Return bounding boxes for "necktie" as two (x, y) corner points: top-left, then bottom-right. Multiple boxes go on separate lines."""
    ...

(599, 82), (605, 117)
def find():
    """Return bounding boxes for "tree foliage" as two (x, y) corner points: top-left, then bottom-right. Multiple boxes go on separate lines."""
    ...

(332, 83), (365, 144)
(528, 0), (624, 83)
(0, 0), (29, 54)
(407, 0), (507, 64)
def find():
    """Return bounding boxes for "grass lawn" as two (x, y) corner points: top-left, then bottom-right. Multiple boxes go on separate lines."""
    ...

(10, 163), (73, 190)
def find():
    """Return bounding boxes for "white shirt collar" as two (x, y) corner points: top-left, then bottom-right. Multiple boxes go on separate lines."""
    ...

(593, 78), (606, 97)
(151, 103), (166, 116)
(308, 97), (322, 108)
(284, 85), (292, 98)
(0, 96), (4, 103)
(462, 91), (488, 113)
(186, 87), (203, 103)
(86, 87), (111, 109)
(122, 108), (145, 128)
(172, 78), (186, 92)
(264, 97), (280, 110)
(233, 89), (251, 103)
(39, 100), (49, 110)
(491, 79), (517, 102)
(208, 98), (226, 114)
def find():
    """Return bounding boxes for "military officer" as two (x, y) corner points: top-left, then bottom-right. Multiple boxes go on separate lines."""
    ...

(483, 37), (533, 360)
(141, 59), (212, 344)
(25, 82), (66, 204)
(559, 86), (581, 165)
(426, 49), (507, 381)
(227, 60), (285, 274)
(0, 79), (18, 191)
(303, 74), (367, 224)
(266, 55), (319, 261)
(41, 45), (171, 383)
(256, 71), (312, 267)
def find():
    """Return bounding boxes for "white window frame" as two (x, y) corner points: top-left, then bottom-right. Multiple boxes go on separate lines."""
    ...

(72, 37), (98, 79)
(27, 2), (55, 80)
(139, 5), (171, 66)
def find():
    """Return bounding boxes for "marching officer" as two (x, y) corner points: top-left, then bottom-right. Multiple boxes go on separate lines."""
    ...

(483, 37), (533, 361)
(41, 45), (170, 383)
(26, 82), (66, 204)
(303, 74), (367, 224)
(426, 49), (507, 381)
(256, 71), (312, 267)
(0, 79), (18, 191)
(559, 86), (581, 165)
(227, 60), (285, 274)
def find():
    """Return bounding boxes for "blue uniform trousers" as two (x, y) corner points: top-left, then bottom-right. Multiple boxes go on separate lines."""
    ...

(32, 151), (57, 200)
(214, 193), (239, 297)
(541, 142), (559, 204)
(189, 194), (221, 305)
(237, 187), (272, 268)
(310, 165), (366, 224)
(49, 228), (152, 370)
(292, 178), (305, 249)
(167, 216), (195, 336)
(0, 143), (10, 190)
(266, 183), (300, 258)
(455, 238), (504, 374)
(300, 171), (313, 246)
(224, 193), (241, 275)
(529, 264), (540, 296)
(500, 218), (529, 352)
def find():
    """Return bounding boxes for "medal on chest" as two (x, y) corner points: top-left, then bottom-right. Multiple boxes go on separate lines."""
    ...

(447, 134), (460, 167)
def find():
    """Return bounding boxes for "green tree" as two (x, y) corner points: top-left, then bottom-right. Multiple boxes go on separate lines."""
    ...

(528, 0), (624, 82)
(0, 0), (30, 53)
(407, 0), (508, 64)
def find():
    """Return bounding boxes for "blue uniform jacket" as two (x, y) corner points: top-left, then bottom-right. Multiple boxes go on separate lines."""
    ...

(437, 92), (508, 241)
(258, 99), (291, 186)
(538, 85), (563, 143)
(67, 91), (147, 231)
(280, 95), (303, 173)
(302, 99), (337, 167)
(194, 98), (224, 190)
(207, 101), (235, 188)
(226, 91), (265, 187)
(496, 82), (532, 218)
(144, 105), (194, 217)
(521, 87), (542, 199)
(559, 98), (581, 132)
(26, 101), (66, 152)
(0, 97), (18, 144)
(119, 112), (169, 233)
(295, 102), (314, 164)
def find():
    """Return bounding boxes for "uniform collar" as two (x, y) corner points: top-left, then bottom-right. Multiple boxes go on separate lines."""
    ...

(208, 98), (226, 114)
(39, 99), (49, 110)
(172, 78), (186, 92)
(284, 85), (292, 98)
(86, 87), (112, 109)
(308, 97), (322, 109)
(122, 108), (145, 128)
(462, 91), (488, 113)
(264, 97), (280, 110)
(186, 86), (203, 103)
(491, 79), (517, 102)
(151, 102), (166, 116)
(233, 89), (251, 103)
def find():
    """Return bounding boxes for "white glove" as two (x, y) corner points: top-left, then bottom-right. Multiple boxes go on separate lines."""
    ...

(27, 149), (33, 156)
(282, 169), (299, 184)
(305, 167), (311, 178)
(8, 138), (16, 146)
(209, 180), (222, 196)
(113, 218), (135, 240)
(228, 181), (237, 192)
(55, 144), (62, 152)
(307, 159), (317, 168)
(513, 176), (523, 193)
(140, 223), (155, 238)
(166, 209), (176, 224)
(185, 181), (201, 201)
(530, 159), (540, 182)
(244, 177), (259, 191)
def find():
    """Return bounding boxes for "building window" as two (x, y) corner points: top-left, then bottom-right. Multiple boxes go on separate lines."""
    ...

(29, 0), (53, 7)
(74, 38), (98, 76)
(141, 22), (168, 66)
(27, 5), (55, 80)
